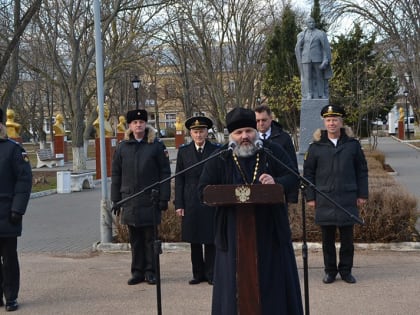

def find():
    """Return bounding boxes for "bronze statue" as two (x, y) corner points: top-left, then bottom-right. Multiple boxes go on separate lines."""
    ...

(117, 115), (127, 133)
(6, 109), (21, 138)
(53, 113), (65, 136)
(93, 104), (114, 137)
(175, 116), (183, 131)
(398, 107), (404, 122)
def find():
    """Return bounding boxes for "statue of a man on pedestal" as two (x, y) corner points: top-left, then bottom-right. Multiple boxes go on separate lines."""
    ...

(295, 17), (333, 99)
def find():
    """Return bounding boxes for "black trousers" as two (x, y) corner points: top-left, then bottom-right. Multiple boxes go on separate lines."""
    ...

(321, 225), (354, 277)
(0, 237), (20, 302)
(190, 243), (215, 281)
(128, 226), (155, 277)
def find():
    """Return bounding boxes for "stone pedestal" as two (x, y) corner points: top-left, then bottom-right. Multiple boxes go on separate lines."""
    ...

(175, 130), (184, 149)
(54, 135), (68, 162)
(298, 99), (329, 155)
(95, 137), (117, 180)
(117, 132), (125, 143)
(398, 121), (405, 140)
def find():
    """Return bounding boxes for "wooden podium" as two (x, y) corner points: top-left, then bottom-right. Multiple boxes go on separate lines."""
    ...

(203, 184), (284, 315)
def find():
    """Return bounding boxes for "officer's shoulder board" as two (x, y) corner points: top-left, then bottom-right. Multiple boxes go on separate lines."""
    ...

(7, 139), (30, 163)
(7, 138), (19, 145)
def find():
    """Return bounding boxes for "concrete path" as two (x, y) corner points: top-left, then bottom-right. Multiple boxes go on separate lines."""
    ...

(14, 250), (420, 315)
(13, 136), (420, 314)
(375, 136), (420, 204)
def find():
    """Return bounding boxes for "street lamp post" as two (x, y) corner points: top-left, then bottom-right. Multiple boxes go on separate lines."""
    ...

(132, 76), (141, 109)
(404, 90), (409, 140)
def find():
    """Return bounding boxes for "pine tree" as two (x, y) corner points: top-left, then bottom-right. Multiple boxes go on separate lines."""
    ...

(262, 4), (300, 148)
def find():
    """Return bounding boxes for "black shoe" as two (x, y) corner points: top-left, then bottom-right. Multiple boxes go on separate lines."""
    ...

(146, 274), (156, 285)
(5, 300), (18, 312)
(341, 274), (356, 284)
(322, 274), (336, 284)
(127, 276), (144, 285)
(188, 277), (204, 285)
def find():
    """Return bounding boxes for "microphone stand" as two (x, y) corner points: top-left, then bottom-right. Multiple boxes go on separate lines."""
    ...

(300, 183), (309, 315)
(115, 146), (233, 315)
(259, 143), (364, 315)
(151, 189), (162, 315)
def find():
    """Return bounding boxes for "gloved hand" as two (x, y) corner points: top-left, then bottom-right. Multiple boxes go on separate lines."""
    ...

(159, 201), (168, 211)
(9, 212), (22, 225)
(111, 202), (121, 216)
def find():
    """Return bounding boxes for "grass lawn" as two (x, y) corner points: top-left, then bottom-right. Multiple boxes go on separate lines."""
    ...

(32, 171), (58, 192)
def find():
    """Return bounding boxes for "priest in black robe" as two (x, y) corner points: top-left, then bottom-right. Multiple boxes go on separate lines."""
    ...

(199, 107), (303, 315)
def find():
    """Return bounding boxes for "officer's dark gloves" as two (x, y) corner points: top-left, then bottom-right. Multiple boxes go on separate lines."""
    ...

(159, 201), (168, 211)
(111, 202), (121, 216)
(9, 212), (22, 225)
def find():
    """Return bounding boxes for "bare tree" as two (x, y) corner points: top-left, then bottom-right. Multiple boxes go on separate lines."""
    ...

(323, 0), (420, 121)
(0, 0), (42, 111)
(162, 0), (273, 136)
(24, 0), (167, 171)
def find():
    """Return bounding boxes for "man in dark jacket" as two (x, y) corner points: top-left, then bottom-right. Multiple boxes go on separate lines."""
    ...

(175, 116), (220, 285)
(199, 107), (303, 315)
(0, 108), (32, 311)
(303, 104), (368, 284)
(255, 105), (299, 203)
(111, 109), (171, 285)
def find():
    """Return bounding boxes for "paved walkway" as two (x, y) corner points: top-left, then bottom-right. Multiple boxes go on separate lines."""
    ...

(14, 136), (420, 314)
(375, 136), (420, 204)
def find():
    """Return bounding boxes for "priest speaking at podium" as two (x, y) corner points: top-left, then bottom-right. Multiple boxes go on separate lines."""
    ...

(199, 107), (303, 315)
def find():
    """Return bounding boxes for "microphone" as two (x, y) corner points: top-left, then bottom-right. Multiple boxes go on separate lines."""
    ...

(228, 141), (237, 151)
(255, 139), (264, 150)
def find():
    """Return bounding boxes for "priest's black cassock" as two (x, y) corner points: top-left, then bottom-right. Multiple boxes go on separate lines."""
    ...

(199, 142), (304, 315)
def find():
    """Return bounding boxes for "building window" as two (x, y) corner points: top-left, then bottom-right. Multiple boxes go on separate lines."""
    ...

(145, 99), (155, 107)
(165, 113), (176, 129)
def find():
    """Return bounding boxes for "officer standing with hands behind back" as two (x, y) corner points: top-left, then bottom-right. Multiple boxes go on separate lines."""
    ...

(111, 109), (171, 286)
(0, 108), (32, 311)
(174, 116), (220, 285)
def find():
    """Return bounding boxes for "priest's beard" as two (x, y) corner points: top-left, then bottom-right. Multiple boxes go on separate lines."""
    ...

(229, 135), (258, 157)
